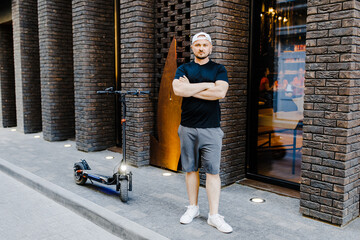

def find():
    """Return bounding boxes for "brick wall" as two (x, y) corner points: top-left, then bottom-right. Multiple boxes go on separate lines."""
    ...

(120, 0), (155, 166)
(190, 0), (250, 186)
(72, 1), (116, 151)
(12, 0), (42, 133)
(301, 0), (360, 226)
(38, 0), (75, 141)
(0, 24), (16, 128)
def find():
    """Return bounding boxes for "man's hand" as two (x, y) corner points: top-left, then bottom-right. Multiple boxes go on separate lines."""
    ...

(179, 75), (190, 84)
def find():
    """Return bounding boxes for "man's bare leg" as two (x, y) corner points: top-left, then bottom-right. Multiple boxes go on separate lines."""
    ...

(206, 173), (233, 233)
(180, 171), (200, 224)
(186, 171), (200, 205)
(206, 173), (221, 215)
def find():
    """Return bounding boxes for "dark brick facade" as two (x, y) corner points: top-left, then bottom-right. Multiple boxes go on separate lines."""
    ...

(301, 0), (360, 226)
(1, 0), (359, 226)
(38, 0), (75, 141)
(0, 24), (16, 128)
(12, 0), (42, 133)
(120, 0), (155, 166)
(190, 0), (250, 186)
(72, 0), (116, 151)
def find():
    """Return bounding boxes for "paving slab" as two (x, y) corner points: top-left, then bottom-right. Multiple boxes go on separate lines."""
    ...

(0, 127), (359, 240)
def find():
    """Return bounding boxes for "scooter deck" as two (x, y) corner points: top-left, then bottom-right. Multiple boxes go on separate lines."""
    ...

(87, 173), (116, 185)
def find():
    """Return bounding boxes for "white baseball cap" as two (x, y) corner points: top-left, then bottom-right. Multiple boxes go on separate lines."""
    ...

(192, 32), (212, 45)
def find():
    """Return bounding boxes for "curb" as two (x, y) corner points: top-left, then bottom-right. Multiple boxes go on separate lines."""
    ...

(0, 157), (170, 240)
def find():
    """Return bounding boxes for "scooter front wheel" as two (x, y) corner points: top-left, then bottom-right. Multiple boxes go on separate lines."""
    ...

(74, 163), (87, 185)
(119, 179), (128, 202)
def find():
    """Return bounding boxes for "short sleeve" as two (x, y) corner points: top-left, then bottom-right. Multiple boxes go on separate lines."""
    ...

(174, 64), (186, 80)
(216, 65), (228, 83)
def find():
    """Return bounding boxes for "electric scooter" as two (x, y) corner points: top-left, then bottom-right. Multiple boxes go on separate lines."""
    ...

(73, 87), (150, 202)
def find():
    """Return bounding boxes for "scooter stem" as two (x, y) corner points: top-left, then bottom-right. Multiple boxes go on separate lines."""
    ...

(121, 94), (127, 165)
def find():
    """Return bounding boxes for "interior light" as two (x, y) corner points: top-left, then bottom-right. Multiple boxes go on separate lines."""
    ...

(250, 197), (266, 203)
(105, 156), (114, 160)
(162, 173), (172, 177)
(283, 17), (288, 22)
(278, 16), (282, 21)
(260, 13), (263, 17)
(64, 144), (71, 148)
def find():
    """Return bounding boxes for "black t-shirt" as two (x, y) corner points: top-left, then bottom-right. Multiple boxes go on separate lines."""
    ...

(174, 60), (228, 128)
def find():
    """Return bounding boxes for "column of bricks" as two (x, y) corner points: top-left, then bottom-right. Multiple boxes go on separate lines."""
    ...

(190, 0), (250, 186)
(120, 0), (155, 166)
(72, 1), (115, 151)
(12, 0), (42, 133)
(301, 0), (360, 226)
(0, 24), (16, 128)
(38, 0), (75, 141)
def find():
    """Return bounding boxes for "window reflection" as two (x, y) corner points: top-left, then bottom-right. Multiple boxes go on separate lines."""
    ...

(255, 0), (306, 183)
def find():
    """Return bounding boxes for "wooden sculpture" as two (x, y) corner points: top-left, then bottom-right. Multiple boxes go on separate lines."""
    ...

(150, 38), (182, 171)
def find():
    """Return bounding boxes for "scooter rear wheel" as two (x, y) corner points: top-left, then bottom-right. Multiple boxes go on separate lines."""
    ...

(119, 179), (128, 202)
(74, 163), (87, 185)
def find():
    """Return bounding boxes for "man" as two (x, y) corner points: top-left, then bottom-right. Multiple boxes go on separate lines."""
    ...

(172, 32), (232, 233)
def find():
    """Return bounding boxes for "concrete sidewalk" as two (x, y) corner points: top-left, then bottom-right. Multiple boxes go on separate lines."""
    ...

(0, 170), (123, 240)
(0, 127), (359, 240)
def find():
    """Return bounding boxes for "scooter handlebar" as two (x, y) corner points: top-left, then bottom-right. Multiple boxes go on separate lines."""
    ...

(96, 87), (115, 94)
(127, 90), (150, 95)
(97, 89), (150, 95)
(97, 90), (112, 94)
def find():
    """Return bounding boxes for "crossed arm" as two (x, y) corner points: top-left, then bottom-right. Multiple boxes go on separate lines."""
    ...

(172, 75), (229, 100)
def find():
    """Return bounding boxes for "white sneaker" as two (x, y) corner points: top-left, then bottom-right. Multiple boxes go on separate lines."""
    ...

(207, 213), (233, 233)
(180, 205), (200, 224)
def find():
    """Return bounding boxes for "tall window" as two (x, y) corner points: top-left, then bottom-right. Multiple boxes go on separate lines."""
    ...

(250, 0), (306, 184)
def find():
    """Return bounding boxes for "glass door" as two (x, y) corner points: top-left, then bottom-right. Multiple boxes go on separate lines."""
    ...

(248, 0), (306, 186)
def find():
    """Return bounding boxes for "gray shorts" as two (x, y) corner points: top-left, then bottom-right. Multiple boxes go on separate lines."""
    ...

(178, 125), (224, 174)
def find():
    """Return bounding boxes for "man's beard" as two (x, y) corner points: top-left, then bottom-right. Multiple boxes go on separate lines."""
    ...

(194, 52), (210, 59)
